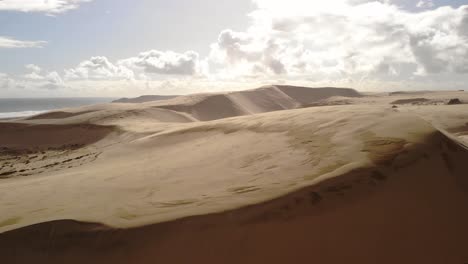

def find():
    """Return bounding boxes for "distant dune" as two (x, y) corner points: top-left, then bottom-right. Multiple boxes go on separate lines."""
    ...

(113, 95), (179, 103)
(1, 86), (468, 263)
(153, 85), (361, 121)
(26, 85), (361, 123)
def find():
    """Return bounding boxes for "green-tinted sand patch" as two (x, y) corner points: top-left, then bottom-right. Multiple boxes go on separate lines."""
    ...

(0, 217), (21, 228)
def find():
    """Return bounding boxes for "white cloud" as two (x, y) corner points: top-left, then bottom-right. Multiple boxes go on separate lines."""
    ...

(64, 56), (134, 80)
(416, 0), (434, 9)
(0, 0), (93, 14)
(41, 71), (66, 90)
(3, 1), (468, 96)
(207, 1), (468, 84)
(120, 50), (202, 76)
(25, 64), (41, 73)
(0, 73), (15, 90)
(0, 36), (46, 48)
(408, 6), (468, 75)
(209, 29), (289, 78)
(23, 64), (45, 80)
(1, 65), (67, 93)
(3, 50), (204, 96)
(63, 50), (202, 83)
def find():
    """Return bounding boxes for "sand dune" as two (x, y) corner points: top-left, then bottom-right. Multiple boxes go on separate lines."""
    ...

(2, 132), (468, 264)
(24, 85), (360, 123)
(1, 86), (468, 263)
(276, 85), (361, 105)
(113, 95), (179, 104)
(156, 93), (247, 121)
(152, 85), (361, 121)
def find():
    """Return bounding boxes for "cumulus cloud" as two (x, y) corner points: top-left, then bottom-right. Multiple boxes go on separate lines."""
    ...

(1, 65), (67, 93)
(207, 0), (468, 84)
(209, 29), (294, 78)
(41, 71), (66, 90)
(120, 50), (202, 76)
(408, 6), (468, 75)
(64, 50), (202, 82)
(0, 36), (46, 48)
(3, 0), (468, 96)
(23, 64), (45, 80)
(25, 64), (41, 73)
(0, 0), (93, 14)
(64, 56), (134, 80)
(0, 73), (15, 89)
(416, 0), (434, 9)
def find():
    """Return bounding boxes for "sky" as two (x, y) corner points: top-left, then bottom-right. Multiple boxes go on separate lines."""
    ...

(0, 0), (467, 97)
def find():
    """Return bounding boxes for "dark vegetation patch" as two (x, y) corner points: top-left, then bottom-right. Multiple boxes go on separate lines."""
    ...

(27, 111), (96, 120)
(390, 98), (431, 105)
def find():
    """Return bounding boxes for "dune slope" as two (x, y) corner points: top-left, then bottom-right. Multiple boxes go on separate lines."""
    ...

(151, 85), (361, 121)
(23, 86), (360, 124)
(1, 126), (468, 264)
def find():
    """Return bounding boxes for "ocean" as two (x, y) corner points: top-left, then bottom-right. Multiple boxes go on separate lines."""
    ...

(0, 98), (115, 118)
